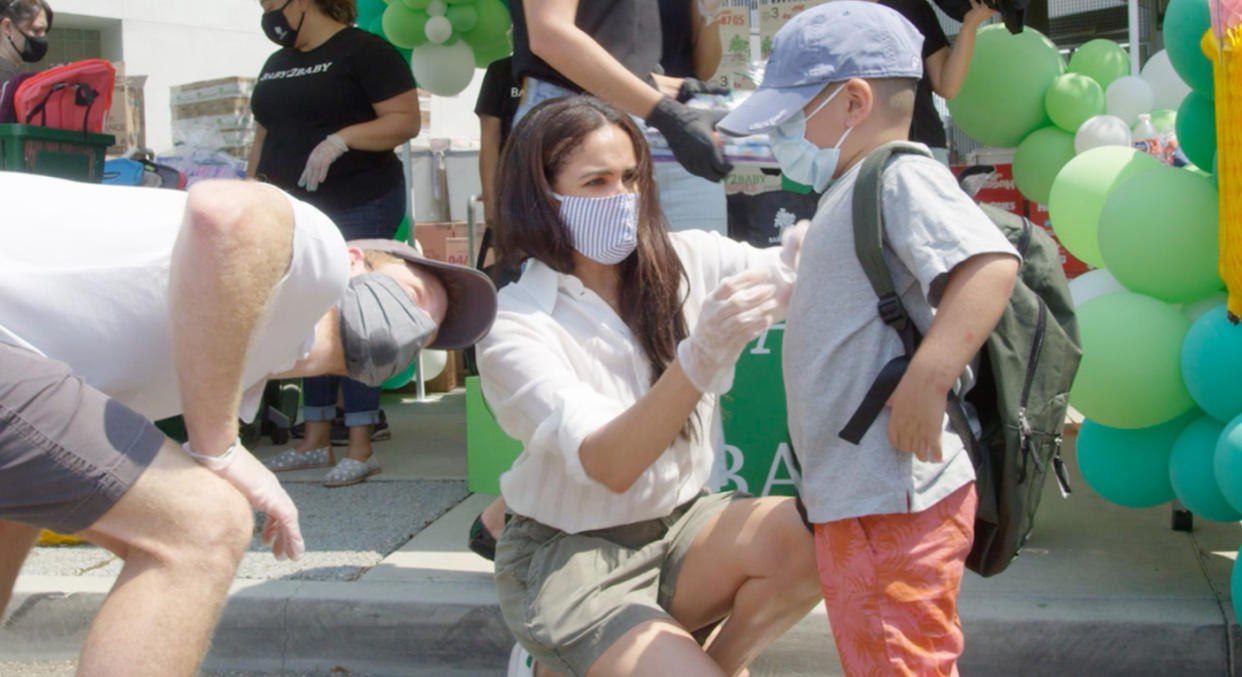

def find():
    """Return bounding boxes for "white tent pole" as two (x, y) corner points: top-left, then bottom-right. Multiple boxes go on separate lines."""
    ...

(1129, 0), (1142, 74)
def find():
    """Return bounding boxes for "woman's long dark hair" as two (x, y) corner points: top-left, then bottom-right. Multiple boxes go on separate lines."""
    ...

(494, 96), (696, 437)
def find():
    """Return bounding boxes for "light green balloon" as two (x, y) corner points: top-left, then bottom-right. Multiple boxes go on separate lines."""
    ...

(1048, 145), (1162, 267)
(1077, 412), (1195, 508)
(446, 4), (478, 32)
(1150, 108), (1177, 132)
(1098, 168), (1221, 303)
(1045, 73), (1105, 132)
(401, 0), (431, 9)
(460, 0), (510, 44)
(1013, 127), (1077, 205)
(1067, 39), (1132, 90)
(1070, 292), (1195, 428)
(382, 4), (429, 48)
(946, 25), (1064, 148)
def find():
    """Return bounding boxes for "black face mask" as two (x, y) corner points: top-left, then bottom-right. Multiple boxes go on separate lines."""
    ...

(6, 24), (46, 63)
(261, 0), (305, 48)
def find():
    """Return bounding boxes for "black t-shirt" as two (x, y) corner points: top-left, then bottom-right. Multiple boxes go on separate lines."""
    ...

(878, 0), (950, 149)
(474, 57), (522, 146)
(510, 0), (661, 92)
(251, 27), (416, 214)
(659, 0), (695, 78)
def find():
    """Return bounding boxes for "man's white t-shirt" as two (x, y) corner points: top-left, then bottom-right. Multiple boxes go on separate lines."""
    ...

(0, 172), (349, 422)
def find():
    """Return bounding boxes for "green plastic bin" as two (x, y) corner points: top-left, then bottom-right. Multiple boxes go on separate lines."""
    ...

(0, 123), (113, 183)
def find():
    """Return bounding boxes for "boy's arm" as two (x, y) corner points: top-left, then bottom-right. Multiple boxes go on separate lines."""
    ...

(926, 0), (996, 100)
(886, 252), (1018, 462)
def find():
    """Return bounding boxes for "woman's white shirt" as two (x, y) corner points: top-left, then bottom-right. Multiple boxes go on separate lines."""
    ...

(477, 229), (781, 533)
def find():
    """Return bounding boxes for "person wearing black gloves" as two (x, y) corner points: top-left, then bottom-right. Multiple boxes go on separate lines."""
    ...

(0, 0), (51, 85)
(509, 0), (733, 190)
(249, 0), (420, 487)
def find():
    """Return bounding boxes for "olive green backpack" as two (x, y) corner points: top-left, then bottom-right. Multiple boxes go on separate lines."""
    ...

(838, 142), (1082, 577)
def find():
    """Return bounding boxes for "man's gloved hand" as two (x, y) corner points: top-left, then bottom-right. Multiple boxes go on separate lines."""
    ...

(182, 439), (305, 561)
(645, 97), (734, 182)
(676, 77), (731, 103)
(678, 271), (778, 394)
(297, 133), (349, 192)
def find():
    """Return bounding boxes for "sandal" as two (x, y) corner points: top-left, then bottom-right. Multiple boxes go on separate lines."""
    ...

(322, 457), (382, 487)
(262, 446), (334, 472)
(467, 514), (497, 561)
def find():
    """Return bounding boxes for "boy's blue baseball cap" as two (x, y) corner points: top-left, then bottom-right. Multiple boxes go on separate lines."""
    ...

(717, 1), (925, 136)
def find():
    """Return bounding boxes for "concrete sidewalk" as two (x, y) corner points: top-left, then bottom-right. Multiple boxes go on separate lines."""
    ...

(3, 390), (1241, 675)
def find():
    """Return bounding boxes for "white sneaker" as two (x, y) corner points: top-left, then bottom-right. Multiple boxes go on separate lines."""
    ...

(507, 642), (535, 677)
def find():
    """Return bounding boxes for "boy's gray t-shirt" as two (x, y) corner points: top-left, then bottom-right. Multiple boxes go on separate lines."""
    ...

(784, 152), (1018, 524)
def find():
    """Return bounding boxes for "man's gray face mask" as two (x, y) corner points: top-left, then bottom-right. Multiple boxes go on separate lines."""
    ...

(338, 272), (437, 387)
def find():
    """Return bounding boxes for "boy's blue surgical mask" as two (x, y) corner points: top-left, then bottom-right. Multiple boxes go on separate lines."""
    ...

(770, 84), (853, 193)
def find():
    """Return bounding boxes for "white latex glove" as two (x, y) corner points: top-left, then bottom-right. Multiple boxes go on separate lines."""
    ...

(678, 271), (779, 395)
(297, 133), (348, 192)
(182, 439), (305, 561)
(770, 219), (808, 321)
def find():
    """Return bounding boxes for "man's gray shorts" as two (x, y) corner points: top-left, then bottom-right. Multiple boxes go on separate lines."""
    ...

(0, 342), (164, 534)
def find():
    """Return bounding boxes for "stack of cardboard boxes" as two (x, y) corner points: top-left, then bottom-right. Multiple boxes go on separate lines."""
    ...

(103, 62), (146, 156)
(169, 76), (256, 159)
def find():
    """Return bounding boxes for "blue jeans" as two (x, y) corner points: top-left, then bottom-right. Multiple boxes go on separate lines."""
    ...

(303, 181), (407, 427)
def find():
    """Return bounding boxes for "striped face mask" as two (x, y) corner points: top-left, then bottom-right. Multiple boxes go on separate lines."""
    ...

(553, 191), (640, 265)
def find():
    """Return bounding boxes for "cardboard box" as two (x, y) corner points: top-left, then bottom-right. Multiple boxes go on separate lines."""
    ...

(104, 62), (146, 156)
(169, 76), (257, 155)
(425, 349), (462, 392)
(413, 221), (487, 264)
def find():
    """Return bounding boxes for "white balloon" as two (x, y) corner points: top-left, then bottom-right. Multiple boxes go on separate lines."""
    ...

(1140, 50), (1192, 112)
(424, 15), (453, 44)
(409, 40), (475, 96)
(1074, 114), (1133, 154)
(1182, 292), (1228, 322)
(419, 349), (448, 382)
(1105, 75), (1154, 126)
(1068, 269), (1128, 308)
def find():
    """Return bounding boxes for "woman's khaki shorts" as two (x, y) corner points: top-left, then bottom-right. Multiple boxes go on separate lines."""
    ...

(493, 490), (743, 677)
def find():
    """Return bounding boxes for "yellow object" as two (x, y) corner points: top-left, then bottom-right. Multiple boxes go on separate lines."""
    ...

(37, 529), (83, 546)
(1208, 24), (1242, 320)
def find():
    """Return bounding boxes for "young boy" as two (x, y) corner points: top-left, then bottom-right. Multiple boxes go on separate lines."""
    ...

(718, 3), (1020, 674)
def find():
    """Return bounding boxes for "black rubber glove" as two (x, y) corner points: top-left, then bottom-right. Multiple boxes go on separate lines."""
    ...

(645, 96), (734, 183)
(676, 77), (731, 103)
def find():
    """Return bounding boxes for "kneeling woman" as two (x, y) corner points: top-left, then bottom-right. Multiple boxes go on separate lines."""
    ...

(477, 96), (821, 677)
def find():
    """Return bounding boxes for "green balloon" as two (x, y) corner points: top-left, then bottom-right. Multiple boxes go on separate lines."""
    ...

(1163, 0), (1214, 95)
(1077, 412), (1195, 508)
(472, 35), (512, 67)
(401, 0), (432, 9)
(383, 4), (429, 49)
(394, 216), (411, 243)
(460, 0), (510, 45)
(381, 360), (417, 391)
(946, 25), (1064, 148)
(1067, 39), (1131, 90)
(1070, 292), (1195, 428)
(1013, 127), (1077, 205)
(1150, 108), (1177, 132)
(1177, 91), (1217, 170)
(446, 5), (478, 32)
(1098, 168), (1221, 303)
(1044, 73), (1105, 132)
(1048, 145), (1162, 268)
(1171, 416), (1242, 521)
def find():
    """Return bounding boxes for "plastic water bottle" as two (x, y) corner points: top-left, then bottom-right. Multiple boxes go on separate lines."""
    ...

(1132, 114), (1163, 161)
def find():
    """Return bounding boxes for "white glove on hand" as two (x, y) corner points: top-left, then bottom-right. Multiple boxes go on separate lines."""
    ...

(678, 271), (779, 395)
(297, 133), (348, 192)
(182, 439), (305, 561)
(770, 219), (809, 321)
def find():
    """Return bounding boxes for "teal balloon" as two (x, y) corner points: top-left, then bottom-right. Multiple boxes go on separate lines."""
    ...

(1177, 91), (1217, 171)
(1013, 127), (1077, 205)
(1213, 412), (1242, 513)
(1170, 416), (1242, 521)
(1233, 550), (1242, 616)
(357, 0), (386, 29)
(1044, 73), (1106, 132)
(1077, 413), (1195, 507)
(1070, 293), (1195, 429)
(946, 25), (1064, 148)
(383, 4), (429, 49)
(381, 360), (418, 391)
(1047, 145), (1162, 268)
(1097, 167), (1221, 303)
(446, 5), (478, 32)
(1163, 0), (1215, 95)
(1067, 39), (1131, 90)
(1181, 306), (1242, 422)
